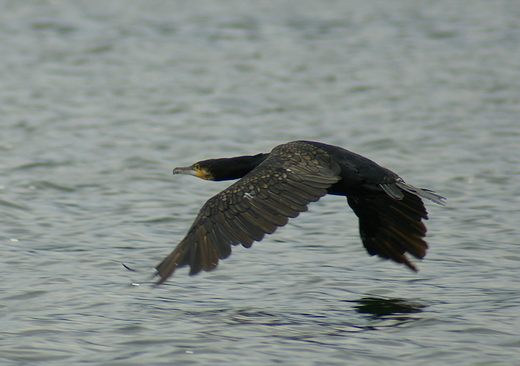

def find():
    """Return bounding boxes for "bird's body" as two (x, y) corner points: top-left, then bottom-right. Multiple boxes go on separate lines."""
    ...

(155, 141), (445, 284)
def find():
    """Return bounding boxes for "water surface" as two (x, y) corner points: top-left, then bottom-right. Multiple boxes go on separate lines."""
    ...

(1, 1), (520, 365)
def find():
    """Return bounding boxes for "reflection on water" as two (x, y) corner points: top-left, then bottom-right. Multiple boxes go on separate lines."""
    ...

(349, 297), (426, 318)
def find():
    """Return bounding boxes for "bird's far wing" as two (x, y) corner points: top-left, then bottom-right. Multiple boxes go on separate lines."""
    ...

(347, 190), (430, 271)
(156, 148), (341, 283)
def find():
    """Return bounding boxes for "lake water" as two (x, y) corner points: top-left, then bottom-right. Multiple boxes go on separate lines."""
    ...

(1, 1), (520, 365)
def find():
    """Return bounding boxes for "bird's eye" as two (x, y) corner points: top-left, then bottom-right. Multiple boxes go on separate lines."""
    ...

(193, 163), (201, 170)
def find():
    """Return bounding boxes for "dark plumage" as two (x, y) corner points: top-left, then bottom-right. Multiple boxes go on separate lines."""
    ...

(155, 140), (445, 284)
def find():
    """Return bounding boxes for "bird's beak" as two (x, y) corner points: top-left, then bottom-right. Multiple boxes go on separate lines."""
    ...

(173, 166), (207, 180)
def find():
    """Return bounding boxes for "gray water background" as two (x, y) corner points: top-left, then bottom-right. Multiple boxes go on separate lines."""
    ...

(1, 1), (520, 365)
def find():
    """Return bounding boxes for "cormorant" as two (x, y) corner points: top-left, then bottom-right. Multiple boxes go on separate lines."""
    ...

(155, 140), (445, 284)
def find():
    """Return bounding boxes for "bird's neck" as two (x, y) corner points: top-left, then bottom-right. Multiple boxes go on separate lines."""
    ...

(211, 153), (269, 181)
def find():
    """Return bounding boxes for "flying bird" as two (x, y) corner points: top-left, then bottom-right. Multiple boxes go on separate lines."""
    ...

(155, 140), (445, 284)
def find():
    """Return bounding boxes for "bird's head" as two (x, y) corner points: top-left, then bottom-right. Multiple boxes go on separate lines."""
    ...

(172, 153), (269, 182)
(172, 160), (216, 180)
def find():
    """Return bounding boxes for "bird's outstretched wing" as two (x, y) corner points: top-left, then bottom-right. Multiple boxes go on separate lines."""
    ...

(347, 187), (433, 271)
(156, 146), (341, 283)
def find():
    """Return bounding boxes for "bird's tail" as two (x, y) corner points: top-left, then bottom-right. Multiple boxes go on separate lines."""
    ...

(380, 179), (446, 206)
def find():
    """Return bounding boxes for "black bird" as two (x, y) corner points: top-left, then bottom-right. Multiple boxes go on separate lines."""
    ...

(155, 140), (445, 284)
